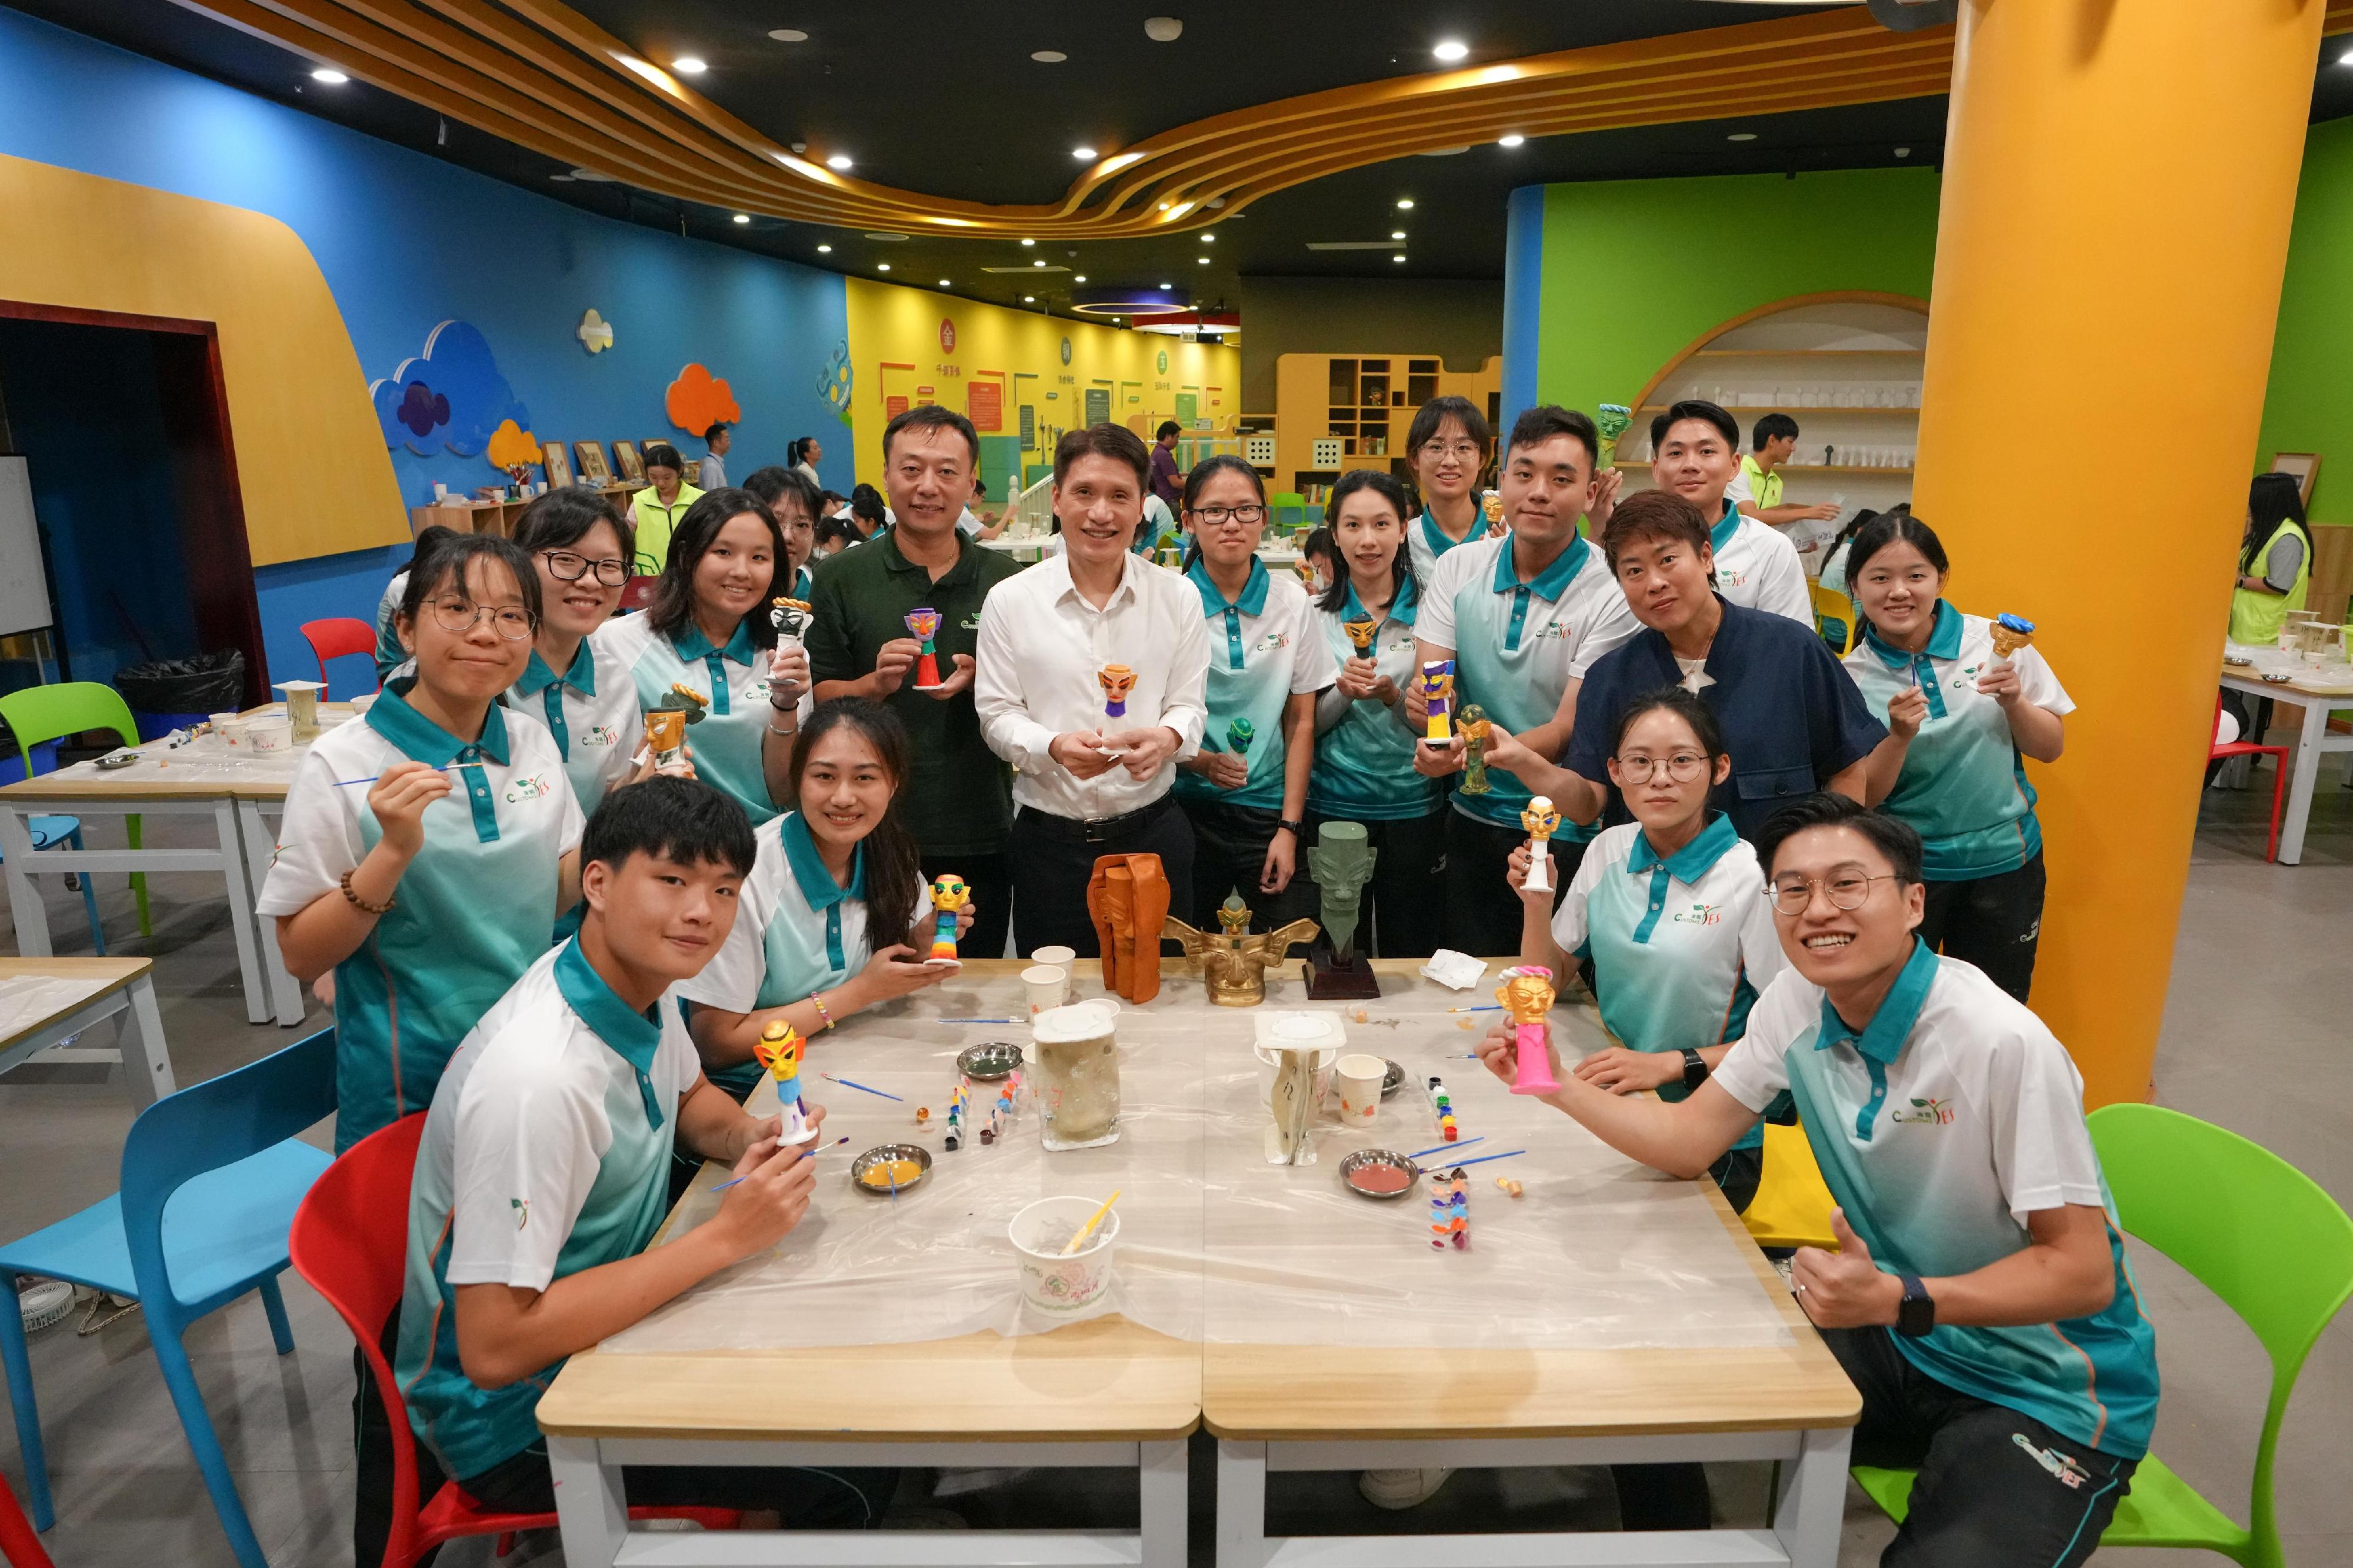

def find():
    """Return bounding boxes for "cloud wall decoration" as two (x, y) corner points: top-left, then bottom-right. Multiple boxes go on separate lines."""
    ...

(369, 321), (531, 458)
(666, 362), (741, 434)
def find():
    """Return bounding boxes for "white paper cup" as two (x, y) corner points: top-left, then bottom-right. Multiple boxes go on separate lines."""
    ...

(1022, 964), (1069, 1017)
(432, 482), (448, 499)
(1009, 1196), (1119, 1315)
(1030, 946), (1078, 1002)
(208, 712), (240, 745)
(245, 717), (292, 755)
(1335, 1052), (1387, 1125)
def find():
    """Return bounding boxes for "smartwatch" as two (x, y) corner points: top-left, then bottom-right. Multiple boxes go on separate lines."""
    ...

(1895, 1273), (1937, 1337)
(1277, 818), (1305, 838)
(1679, 1047), (1709, 1090)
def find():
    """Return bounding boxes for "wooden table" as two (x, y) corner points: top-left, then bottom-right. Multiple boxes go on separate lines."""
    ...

(0, 957), (174, 1106)
(2220, 663), (2353, 863)
(539, 959), (1858, 1568)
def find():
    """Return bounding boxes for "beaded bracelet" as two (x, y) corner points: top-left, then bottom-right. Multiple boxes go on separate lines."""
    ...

(339, 869), (394, 915)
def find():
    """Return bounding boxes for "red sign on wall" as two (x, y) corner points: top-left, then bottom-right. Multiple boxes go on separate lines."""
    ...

(939, 318), (956, 353)
(885, 395), (909, 419)
(968, 380), (1003, 431)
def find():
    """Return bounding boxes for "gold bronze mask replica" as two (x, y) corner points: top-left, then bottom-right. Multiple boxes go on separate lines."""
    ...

(1165, 895), (1319, 1006)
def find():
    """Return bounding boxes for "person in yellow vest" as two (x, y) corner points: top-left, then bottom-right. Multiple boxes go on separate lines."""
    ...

(2228, 471), (2311, 647)
(630, 443), (705, 576)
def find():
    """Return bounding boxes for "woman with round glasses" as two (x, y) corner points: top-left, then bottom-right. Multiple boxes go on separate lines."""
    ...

(1403, 395), (1497, 583)
(599, 487), (810, 826)
(1508, 686), (1782, 1213)
(259, 532), (584, 1152)
(1171, 455), (1337, 930)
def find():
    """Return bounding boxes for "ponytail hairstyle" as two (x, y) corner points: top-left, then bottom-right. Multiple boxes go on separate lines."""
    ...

(1178, 453), (1267, 571)
(646, 488), (785, 650)
(1818, 506), (1880, 574)
(1317, 468), (1415, 614)
(2241, 471), (2311, 578)
(848, 483), (888, 536)
(789, 699), (920, 949)
(1840, 506), (1951, 642)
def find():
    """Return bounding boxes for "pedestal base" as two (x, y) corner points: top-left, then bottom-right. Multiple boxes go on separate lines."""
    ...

(1302, 936), (1381, 1000)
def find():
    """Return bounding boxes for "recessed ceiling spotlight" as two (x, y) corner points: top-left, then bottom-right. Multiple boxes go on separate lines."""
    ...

(939, 278), (951, 285)
(1021, 237), (1035, 246)
(1075, 274), (1088, 282)
(1033, 259), (1046, 267)
(877, 262), (890, 271)
(731, 213), (750, 224)
(1145, 16), (1183, 42)
(672, 56), (706, 75)
(1498, 134), (1525, 148)
(1197, 256), (1210, 265)
(768, 29), (808, 42)
(816, 243), (832, 253)
(1392, 254), (1407, 263)
(1201, 232), (1215, 242)
(1396, 198), (1415, 209)
(1159, 282), (1173, 290)
(1727, 132), (1758, 142)
(1031, 49), (1066, 63)
(827, 154), (854, 169)
(1024, 295), (1036, 302)
(1072, 146), (1096, 159)
(311, 68), (349, 85)
(1432, 39), (1469, 62)
(1391, 229), (1407, 240)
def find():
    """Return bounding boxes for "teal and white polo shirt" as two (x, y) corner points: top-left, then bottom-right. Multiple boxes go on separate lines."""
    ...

(1308, 578), (1444, 822)
(395, 939), (700, 1480)
(1172, 557), (1338, 814)
(597, 612), (796, 827)
(508, 636), (642, 817)
(1405, 509), (1487, 586)
(258, 680), (582, 1152)
(1707, 503), (1813, 626)
(1713, 942), (2160, 1459)
(1418, 531), (1639, 835)
(674, 810), (934, 1099)
(1552, 815), (1782, 1151)
(1843, 602), (2075, 880)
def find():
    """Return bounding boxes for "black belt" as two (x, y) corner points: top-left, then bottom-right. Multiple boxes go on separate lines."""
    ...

(1019, 793), (1178, 845)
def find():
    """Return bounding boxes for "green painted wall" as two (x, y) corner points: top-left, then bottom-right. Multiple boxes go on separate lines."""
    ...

(2256, 116), (2353, 519)
(1531, 168), (1942, 418)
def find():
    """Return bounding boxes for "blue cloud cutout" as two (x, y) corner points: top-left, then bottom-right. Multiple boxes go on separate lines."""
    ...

(369, 321), (531, 458)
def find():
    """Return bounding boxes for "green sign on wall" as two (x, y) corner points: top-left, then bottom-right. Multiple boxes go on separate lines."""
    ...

(1084, 386), (1111, 425)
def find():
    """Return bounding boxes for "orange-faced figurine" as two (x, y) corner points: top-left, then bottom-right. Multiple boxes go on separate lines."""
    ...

(1098, 663), (1136, 721)
(752, 1020), (818, 1142)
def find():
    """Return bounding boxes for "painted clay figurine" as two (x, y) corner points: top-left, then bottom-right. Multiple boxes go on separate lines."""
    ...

(1989, 612), (2035, 669)
(1419, 660), (1455, 746)
(928, 872), (968, 965)
(644, 682), (709, 769)
(905, 606), (945, 689)
(1458, 703), (1492, 795)
(1497, 965), (1561, 1097)
(1165, 895), (1319, 1007)
(1342, 615), (1378, 658)
(751, 1020), (818, 1142)
(771, 596), (813, 646)
(1098, 663), (1136, 721)
(1521, 794), (1562, 893)
(1225, 716), (1255, 760)
(1595, 403), (1632, 471)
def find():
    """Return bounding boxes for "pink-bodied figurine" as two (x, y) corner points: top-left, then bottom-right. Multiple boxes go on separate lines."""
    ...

(1497, 965), (1559, 1096)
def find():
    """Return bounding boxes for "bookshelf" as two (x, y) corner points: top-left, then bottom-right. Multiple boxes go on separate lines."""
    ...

(1274, 352), (1501, 500)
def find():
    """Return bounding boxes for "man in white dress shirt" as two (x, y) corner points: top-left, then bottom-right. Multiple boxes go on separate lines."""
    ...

(975, 425), (1211, 955)
(1649, 400), (1812, 626)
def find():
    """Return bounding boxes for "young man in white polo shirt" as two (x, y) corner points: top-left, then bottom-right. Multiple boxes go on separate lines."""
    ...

(1649, 401), (1812, 626)
(394, 775), (891, 1526)
(975, 423), (1211, 956)
(1477, 793), (2157, 1566)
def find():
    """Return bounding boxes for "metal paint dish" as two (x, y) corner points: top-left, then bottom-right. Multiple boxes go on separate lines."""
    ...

(958, 1041), (1024, 1080)
(1381, 1058), (1405, 1097)
(851, 1143), (933, 1193)
(1338, 1147), (1421, 1200)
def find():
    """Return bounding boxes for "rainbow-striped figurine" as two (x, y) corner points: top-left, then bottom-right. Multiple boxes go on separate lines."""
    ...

(928, 872), (969, 965)
(1424, 1075), (1458, 1142)
(752, 1021), (817, 1143)
(1429, 1166), (1469, 1250)
(1419, 660), (1455, 746)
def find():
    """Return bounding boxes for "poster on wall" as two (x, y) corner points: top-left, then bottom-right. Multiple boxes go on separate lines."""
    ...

(1019, 404), (1036, 448)
(969, 381), (1004, 432)
(886, 395), (910, 419)
(1084, 386), (1111, 426)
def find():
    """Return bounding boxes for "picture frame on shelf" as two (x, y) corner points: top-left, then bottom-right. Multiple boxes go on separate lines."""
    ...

(614, 441), (646, 483)
(683, 459), (703, 486)
(2271, 452), (2320, 507)
(542, 442), (575, 489)
(573, 441), (612, 483)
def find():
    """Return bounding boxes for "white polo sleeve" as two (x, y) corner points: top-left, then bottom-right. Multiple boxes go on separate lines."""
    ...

(1156, 590), (1211, 756)
(1415, 545), (1472, 652)
(974, 586), (1061, 772)
(1727, 848), (1788, 995)
(2013, 645), (2076, 718)
(1710, 968), (1810, 1113)
(1567, 585), (1642, 679)
(674, 875), (771, 1012)
(1548, 835), (1607, 956)
(254, 749), (361, 917)
(1983, 1016), (2109, 1224)
(1286, 590), (1340, 695)
(1751, 527), (1816, 626)
(443, 1037), (605, 1292)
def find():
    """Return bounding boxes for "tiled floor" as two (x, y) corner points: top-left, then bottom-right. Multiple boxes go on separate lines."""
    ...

(0, 766), (2345, 1567)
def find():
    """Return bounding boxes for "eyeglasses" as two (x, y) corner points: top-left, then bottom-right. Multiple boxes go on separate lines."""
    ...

(1189, 503), (1266, 526)
(1614, 751), (1708, 783)
(1767, 873), (1902, 916)
(1418, 439), (1484, 462)
(538, 549), (629, 586)
(429, 599), (537, 640)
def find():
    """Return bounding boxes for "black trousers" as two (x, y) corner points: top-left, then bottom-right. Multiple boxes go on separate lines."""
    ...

(1444, 809), (1586, 961)
(462, 1438), (898, 1526)
(1827, 1325), (2137, 1567)
(1918, 853), (2045, 1003)
(921, 850), (1011, 960)
(356, 1319), (445, 1568)
(1303, 807), (1449, 959)
(1178, 795), (1318, 932)
(1008, 796), (1195, 958)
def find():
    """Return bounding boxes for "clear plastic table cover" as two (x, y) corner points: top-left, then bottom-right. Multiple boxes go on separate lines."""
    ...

(14, 706), (358, 794)
(604, 968), (1794, 1356)
(0, 975), (121, 1040)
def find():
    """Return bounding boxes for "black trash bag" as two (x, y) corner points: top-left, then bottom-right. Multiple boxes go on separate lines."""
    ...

(114, 649), (246, 713)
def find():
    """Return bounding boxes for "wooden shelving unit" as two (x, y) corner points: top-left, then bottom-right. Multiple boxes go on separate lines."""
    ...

(1274, 351), (1500, 500)
(408, 482), (646, 541)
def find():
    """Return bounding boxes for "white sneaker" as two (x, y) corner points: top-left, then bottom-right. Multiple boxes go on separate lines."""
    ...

(1358, 1467), (1454, 1510)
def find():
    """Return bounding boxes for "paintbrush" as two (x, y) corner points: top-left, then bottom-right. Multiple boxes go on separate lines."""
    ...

(1059, 1189), (1122, 1256)
(708, 1135), (848, 1190)
(820, 1073), (904, 1101)
(332, 760), (490, 788)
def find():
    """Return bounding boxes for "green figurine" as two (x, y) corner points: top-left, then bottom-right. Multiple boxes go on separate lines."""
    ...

(1459, 703), (1492, 796)
(1226, 716), (1255, 756)
(1305, 820), (1377, 965)
(1595, 403), (1632, 471)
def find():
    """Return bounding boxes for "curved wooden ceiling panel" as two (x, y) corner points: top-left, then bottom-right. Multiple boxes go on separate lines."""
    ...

(168, 0), (2353, 239)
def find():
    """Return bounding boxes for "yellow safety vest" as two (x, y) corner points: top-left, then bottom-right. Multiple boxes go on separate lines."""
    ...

(2228, 518), (2308, 646)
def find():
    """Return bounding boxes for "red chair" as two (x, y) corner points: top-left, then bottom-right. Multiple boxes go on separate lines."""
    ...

(2209, 694), (2291, 862)
(617, 576), (661, 612)
(0, 1471), (54, 1568)
(299, 618), (382, 696)
(288, 1115), (738, 1567)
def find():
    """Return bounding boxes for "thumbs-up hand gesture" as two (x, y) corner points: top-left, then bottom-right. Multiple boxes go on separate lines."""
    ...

(1789, 1207), (1904, 1329)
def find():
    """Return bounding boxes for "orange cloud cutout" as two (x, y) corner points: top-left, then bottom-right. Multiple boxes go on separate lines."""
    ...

(666, 362), (741, 434)
(486, 418), (541, 471)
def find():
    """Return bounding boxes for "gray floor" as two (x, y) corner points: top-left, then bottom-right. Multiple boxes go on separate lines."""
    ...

(0, 763), (2345, 1567)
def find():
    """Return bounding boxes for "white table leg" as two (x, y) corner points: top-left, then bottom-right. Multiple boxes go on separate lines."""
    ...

(1216, 1439), (1271, 1568)
(205, 799), (274, 1025)
(0, 805), (53, 958)
(1139, 1436), (1189, 1568)
(1772, 1425), (1853, 1568)
(2278, 699), (2330, 865)
(236, 799), (304, 1026)
(115, 975), (176, 1106)
(549, 1433), (628, 1567)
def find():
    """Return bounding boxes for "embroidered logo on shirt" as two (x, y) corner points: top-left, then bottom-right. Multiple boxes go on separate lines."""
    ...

(961, 613), (983, 630)
(1255, 632), (1291, 652)
(1889, 1096), (1954, 1125)
(579, 724), (621, 748)
(1670, 903), (1723, 926)
(2011, 1433), (2092, 1490)
(504, 775), (554, 802)
(1721, 568), (1748, 588)
(510, 1197), (529, 1230)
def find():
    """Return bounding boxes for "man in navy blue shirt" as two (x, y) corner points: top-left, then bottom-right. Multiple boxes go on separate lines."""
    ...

(1491, 490), (1883, 840)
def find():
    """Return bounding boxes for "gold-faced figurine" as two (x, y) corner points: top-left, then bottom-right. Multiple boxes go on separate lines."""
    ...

(1166, 894), (1319, 1006)
(1458, 703), (1492, 795)
(1521, 793), (1561, 893)
(752, 1020), (816, 1139)
(1495, 965), (1561, 1096)
(1342, 615), (1378, 658)
(1098, 663), (1137, 721)
(928, 872), (969, 965)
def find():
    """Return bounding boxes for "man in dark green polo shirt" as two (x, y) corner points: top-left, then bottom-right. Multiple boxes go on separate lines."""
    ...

(804, 403), (1022, 958)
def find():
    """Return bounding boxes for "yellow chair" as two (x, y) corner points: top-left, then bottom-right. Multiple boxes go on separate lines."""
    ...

(1810, 582), (1859, 655)
(1741, 1119), (1837, 1251)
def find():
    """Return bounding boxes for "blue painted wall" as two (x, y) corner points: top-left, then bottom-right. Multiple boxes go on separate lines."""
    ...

(1498, 184), (1547, 435)
(0, 9), (852, 689)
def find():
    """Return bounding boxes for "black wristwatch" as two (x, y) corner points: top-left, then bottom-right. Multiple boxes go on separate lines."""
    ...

(1895, 1273), (1937, 1337)
(1679, 1047), (1709, 1090)
(1276, 818), (1305, 838)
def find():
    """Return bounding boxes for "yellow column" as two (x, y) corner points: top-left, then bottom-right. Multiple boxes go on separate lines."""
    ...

(1912, 2), (2324, 1106)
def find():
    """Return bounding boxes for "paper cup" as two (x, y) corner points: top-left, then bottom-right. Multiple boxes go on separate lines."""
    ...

(1335, 1052), (1387, 1124)
(1009, 1196), (1119, 1315)
(432, 482), (448, 499)
(208, 712), (240, 746)
(1030, 945), (1077, 1003)
(1022, 964), (1070, 1017)
(245, 718), (292, 755)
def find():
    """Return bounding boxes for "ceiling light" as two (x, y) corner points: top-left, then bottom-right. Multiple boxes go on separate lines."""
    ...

(310, 68), (348, 85)
(1391, 229), (1407, 240)
(1024, 295), (1036, 302)
(939, 278), (951, 286)
(1432, 39), (1469, 62)
(1034, 259), (1046, 267)
(1392, 254), (1407, 263)
(826, 154), (853, 169)
(1159, 282), (1173, 291)
(1197, 256), (1210, 265)
(1031, 49), (1066, 63)
(1075, 274), (1088, 282)
(731, 213), (749, 224)
(672, 56), (706, 75)
(1021, 237), (1035, 246)
(877, 263), (890, 271)
(1072, 146), (1096, 160)
(1201, 232), (1215, 242)
(1145, 16), (1183, 42)
(1498, 134), (1525, 148)
(816, 243), (832, 253)
(1727, 132), (1758, 142)
(1397, 198), (1415, 209)
(768, 28), (808, 42)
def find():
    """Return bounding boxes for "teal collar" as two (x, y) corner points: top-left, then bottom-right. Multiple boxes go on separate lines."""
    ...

(1708, 502), (1742, 556)
(793, 565), (814, 600)
(552, 937), (666, 1128)
(1815, 937), (1939, 1067)
(1341, 575), (1417, 629)
(1628, 811), (1739, 884)
(1863, 599), (1962, 666)
(1187, 554), (1269, 618)
(1490, 531), (1589, 599)
(1419, 511), (1471, 563)
(672, 616), (758, 666)
(779, 810), (867, 912)
(515, 644), (594, 700)
(364, 675), (510, 768)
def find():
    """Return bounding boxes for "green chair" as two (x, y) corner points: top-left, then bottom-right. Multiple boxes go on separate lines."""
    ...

(1851, 1103), (2353, 1568)
(1270, 491), (1309, 535)
(0, 682), (152, 939)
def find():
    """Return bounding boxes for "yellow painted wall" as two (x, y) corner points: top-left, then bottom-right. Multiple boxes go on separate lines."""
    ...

(0, 154), (405, 566)
(843, 278), (1239, 491)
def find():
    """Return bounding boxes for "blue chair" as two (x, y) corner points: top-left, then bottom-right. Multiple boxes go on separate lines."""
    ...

(5, 816), (108, 955)
(0, 1029), (336, 1564)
